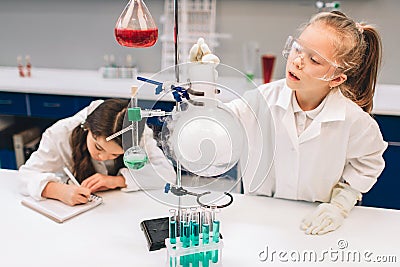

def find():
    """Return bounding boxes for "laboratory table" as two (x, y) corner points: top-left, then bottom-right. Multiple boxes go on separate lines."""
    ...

(1, 169), (399, 267)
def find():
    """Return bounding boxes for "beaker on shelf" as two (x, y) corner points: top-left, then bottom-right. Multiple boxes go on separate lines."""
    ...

(115, 0), (158, 48)
(262, 54), (276, 84)
(243, 41), (259, 81)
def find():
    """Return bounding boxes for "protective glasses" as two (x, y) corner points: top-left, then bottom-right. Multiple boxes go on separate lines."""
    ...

(282, 36), (344, 81)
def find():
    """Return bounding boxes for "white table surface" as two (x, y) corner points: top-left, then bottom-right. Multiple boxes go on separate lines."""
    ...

(1, 66), (399, 115)
(1, 169), (399, 267)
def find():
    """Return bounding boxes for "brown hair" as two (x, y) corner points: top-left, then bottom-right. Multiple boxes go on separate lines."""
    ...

(70, 99), (128, 182)
(307, 11), (382, 113)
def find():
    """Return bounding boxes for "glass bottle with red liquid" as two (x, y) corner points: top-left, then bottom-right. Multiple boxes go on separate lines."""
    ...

(115, 0), (158, 48)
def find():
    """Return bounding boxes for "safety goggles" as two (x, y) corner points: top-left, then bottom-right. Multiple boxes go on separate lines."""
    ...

(282, 36), (344, 81)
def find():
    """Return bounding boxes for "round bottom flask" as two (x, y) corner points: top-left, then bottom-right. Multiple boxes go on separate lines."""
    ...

(123, 146), (148, 169)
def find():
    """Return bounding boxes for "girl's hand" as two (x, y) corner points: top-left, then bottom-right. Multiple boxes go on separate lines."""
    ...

(43, 182), (91, 206)
(81, 173), (126, 193)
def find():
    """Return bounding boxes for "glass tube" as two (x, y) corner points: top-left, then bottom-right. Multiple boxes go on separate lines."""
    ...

(211, 206), (220, 263)
(179, 208), (187, 242)
(201, 209), (211, 245)
(183, 221), (190, 247)
(191, 210), (200, 246)
(131, 92), (139, 148)
(201, 208), (211, 267)
(169, 209), (177, 244)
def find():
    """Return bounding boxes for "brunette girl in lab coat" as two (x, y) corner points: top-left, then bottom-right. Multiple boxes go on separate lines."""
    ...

(19, 99), (175, 206)
(226, 11), (387, 234)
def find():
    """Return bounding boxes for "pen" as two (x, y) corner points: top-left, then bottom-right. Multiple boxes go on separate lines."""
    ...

(63, 167), (81, 187)
(63, 167), (93, 201)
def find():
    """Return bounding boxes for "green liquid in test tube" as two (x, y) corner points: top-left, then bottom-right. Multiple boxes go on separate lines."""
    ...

(169, 209), (177, 244)
(182, 222), (190, 267)
(191, 221), (200, 267)
(179, 208), (187, 242)
(212, 220), (220, 263)
(190, 208), (200, 266)
(169, 209), (177, 267)
(170, 222), (177, 244)
(191, 222), (199, 246)
(202, 223), (210, 267)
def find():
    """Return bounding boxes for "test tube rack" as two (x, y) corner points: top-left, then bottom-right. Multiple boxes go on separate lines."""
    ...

(165, 236), (223, 267)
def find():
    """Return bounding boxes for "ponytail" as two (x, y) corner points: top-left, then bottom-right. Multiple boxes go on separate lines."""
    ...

(343, 25), (382, 113)
(309, 11), (383, 113)
(70, 125), (96, 183)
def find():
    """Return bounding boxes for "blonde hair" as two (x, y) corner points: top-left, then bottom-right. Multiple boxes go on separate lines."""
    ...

(307, 11), (382, 113)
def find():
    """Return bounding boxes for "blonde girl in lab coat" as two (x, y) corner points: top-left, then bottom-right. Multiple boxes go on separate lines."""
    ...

(20, 99), (175, 206)
(226, 11), (387, 234)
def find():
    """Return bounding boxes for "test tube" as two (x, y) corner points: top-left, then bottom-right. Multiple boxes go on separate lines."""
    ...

(17, 56), (25, 77)
(179, 208), (187, 242)
(182, 221), (190, 267)
(201, 208), (211, 267)
(169, 209), (177, 267)
(190, 208), (200, 246)
(25, 55), (31, 77)
(211, 206), (220, 263)
(131, 86), (139, 148)
(169, 209), (177, 244)
(191, 209), (200, 267)
(179, 208), (187, 266)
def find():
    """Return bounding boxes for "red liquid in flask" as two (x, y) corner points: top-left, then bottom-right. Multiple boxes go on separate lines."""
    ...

(115, 28), (158, 48)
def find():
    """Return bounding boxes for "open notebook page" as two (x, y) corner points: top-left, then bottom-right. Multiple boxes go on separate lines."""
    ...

(21, 195), (102, 223)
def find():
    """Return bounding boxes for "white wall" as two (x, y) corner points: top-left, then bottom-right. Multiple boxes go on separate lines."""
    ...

(0, 0), (398, 84)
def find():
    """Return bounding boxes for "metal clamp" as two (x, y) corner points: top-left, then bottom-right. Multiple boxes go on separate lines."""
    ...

(164, 183), (233, 209)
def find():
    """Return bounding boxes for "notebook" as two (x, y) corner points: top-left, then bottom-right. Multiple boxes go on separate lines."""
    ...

(21, 194), (103, 223)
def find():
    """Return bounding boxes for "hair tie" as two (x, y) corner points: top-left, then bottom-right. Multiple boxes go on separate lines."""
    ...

(355, 22), (364, 34)
(80, 121), (87, 130)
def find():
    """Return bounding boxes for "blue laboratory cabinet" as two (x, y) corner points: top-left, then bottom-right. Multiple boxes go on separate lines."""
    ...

(0, 91), (95, 169)
(362, 115), (400, 210)
(0, 91), (96, 119)
(0, 92), (28, 116)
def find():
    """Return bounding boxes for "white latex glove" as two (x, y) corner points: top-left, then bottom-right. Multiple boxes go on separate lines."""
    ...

(189, 38), (220, 64)
(300, 182), (361, 235)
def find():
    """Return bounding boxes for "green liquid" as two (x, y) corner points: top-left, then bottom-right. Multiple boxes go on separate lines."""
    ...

(183, 223), (190, 248)
(202, 224), (210, 267)
(191, 222), (199, 246)
(202, 224), (210, 244)
(203, 252), (210, 267)
(179, 221), (185, 266)
(212, 221), (220, 243)
(192, 253), (199, 267)
(212, 221), (220, 263)
(180, 221), (185, 242)
(123, 155), (148, 169)
(170, 221), (177, 244)
(182, 223), (191, 267)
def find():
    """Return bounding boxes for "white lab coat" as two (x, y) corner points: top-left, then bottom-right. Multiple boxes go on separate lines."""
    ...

(19, 100), (176, 200)
(228, 79), (387, 202)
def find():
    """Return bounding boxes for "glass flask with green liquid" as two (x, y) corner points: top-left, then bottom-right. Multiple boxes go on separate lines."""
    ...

(123, 86), (148, 170)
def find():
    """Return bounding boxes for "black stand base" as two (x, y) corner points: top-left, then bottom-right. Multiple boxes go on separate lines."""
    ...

(140, 217), (169, 251)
